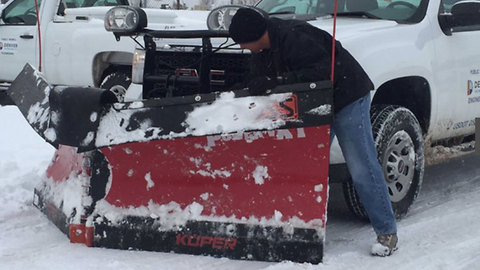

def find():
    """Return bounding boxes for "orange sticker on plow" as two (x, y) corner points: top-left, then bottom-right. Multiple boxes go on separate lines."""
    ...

(258, 94), (298, 121)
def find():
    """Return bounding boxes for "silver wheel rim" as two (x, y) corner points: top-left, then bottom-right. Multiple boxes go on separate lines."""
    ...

(383, 130), (415, 202)
(109, 85), (127, 102)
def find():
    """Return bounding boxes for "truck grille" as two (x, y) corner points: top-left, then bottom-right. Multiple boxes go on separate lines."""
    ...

(145, 50), (251, 97)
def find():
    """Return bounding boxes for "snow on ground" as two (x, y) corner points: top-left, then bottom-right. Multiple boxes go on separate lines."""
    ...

(1, 105), (480, 270)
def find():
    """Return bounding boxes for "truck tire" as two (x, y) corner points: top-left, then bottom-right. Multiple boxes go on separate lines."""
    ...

(100, 71), (131, 102)
(343, 105), (425, 219)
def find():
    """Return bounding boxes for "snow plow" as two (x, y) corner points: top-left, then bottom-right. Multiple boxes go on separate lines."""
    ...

(9, 62), (333, 263)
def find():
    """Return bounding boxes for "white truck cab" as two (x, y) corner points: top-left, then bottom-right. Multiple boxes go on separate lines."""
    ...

(0, 0), (135, 82)
(256, 0), (480, 217)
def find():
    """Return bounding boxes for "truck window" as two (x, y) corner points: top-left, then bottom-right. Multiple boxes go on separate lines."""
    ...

(442, 0), (463, 13)
(256, 0), (426, 22)
(257, 0), (318, 14)
(1, 0), (42, 25)
(63, 0), (128, 8)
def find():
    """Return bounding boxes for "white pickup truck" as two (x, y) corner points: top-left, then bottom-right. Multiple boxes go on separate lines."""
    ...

(0, 0), (207, 105)
(105, 0), (480, 218)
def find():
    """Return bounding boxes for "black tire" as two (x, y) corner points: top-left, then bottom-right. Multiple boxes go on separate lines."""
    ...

(343, 105), (425, 219)
(100, 70), (131, 102)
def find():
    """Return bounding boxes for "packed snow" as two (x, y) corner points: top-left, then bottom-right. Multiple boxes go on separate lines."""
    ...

(94, 92), (291, 148)
(184, 92), (290, 135)
(2, 105), (480, 270)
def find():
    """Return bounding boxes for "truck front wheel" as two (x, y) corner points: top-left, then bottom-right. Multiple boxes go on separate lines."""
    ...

(100, 70), (131, 102)
(343, 105), (425, 219)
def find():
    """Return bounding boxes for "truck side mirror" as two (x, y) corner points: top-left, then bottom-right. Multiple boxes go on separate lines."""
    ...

(451, 1), (480, 31)
(439, 1), (480, 35)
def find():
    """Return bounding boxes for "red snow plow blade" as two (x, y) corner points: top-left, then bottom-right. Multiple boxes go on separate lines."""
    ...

(11, 64), (333, 263)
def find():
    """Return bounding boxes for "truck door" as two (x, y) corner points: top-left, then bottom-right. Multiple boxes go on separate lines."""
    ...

(0, 0), (42, 82)
(433, 0), (480, 140)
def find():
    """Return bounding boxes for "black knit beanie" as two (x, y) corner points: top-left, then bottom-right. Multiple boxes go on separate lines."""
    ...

(229, 7), (269, 44)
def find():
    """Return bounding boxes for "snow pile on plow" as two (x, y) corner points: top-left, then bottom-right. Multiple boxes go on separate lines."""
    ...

(10, 64), (333, 263)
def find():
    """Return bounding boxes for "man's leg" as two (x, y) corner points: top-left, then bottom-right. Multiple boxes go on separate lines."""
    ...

(331, 93), (397, 236)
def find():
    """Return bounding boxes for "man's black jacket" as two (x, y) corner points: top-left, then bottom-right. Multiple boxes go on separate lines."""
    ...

(249, 17), (373, 113)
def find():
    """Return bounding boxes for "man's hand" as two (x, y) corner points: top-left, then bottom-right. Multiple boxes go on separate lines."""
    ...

(247, 76), (278, 95)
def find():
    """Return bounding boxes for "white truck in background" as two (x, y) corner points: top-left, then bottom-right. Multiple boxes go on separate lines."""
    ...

(0, 0), (208, 105)
(106, 0), (480, 219)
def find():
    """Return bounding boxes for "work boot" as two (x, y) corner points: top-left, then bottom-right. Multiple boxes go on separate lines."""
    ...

(371, 233), (398, 256)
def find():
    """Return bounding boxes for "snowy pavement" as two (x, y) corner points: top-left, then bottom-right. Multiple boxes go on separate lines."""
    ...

(1, 105), (480, 270)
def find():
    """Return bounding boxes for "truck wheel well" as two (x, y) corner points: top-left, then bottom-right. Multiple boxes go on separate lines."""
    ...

(372, 76), (431, 133)
(92, 52), (133, 87)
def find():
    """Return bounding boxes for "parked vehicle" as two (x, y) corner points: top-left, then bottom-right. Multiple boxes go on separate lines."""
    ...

(0, 0), (207, 105)
(116, 0), (480, 218)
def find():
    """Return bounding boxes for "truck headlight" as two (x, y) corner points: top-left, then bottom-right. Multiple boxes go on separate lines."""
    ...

(207, 5), (242, 30)
(132, 49), (145, 84)
(105, 6), (147, 34)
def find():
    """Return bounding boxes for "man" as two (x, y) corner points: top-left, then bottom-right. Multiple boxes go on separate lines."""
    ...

(229, 7), (398, 256)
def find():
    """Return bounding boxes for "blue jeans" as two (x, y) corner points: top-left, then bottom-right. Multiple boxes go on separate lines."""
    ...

(330, 93), (397, 235)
